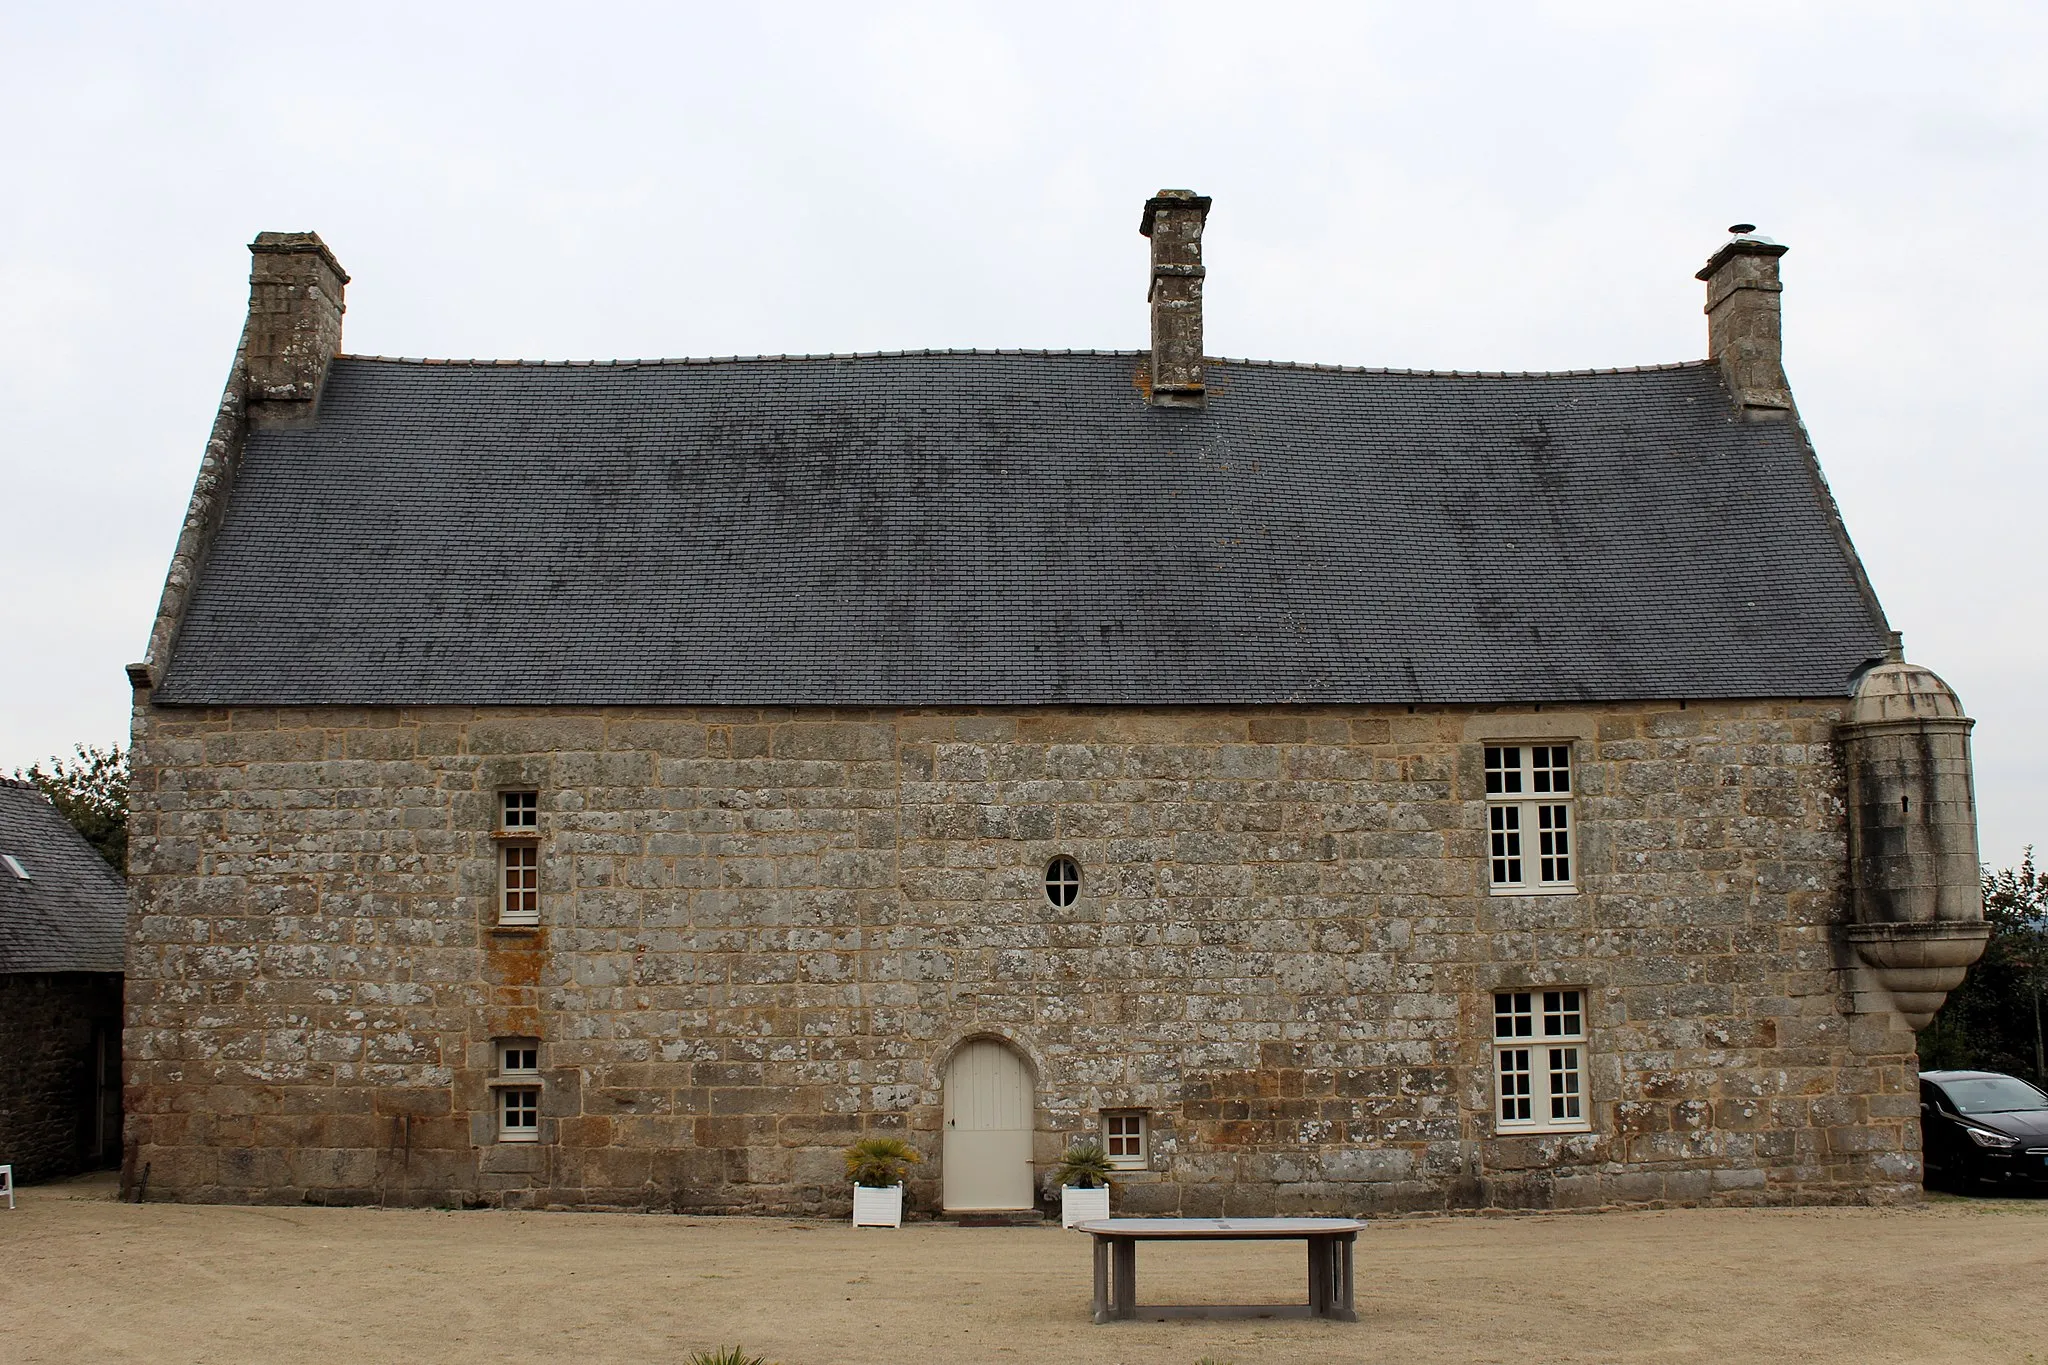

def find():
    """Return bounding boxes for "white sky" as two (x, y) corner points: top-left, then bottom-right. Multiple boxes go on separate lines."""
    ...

(2, 2), (2041, 867)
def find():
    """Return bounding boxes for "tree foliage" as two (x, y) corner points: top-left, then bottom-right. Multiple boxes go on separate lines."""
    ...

(1919, 849), (2048, 1085)
(13, 743), (129, 873)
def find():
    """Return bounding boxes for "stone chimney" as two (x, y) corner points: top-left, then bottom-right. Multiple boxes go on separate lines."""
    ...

(1695, 225), (1792, 417)
(1140, 190), (1212, 408)
(244, 231), (348, 421)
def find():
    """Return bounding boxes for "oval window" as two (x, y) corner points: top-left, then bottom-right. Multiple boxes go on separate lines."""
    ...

(1044, 856), (1081, 907)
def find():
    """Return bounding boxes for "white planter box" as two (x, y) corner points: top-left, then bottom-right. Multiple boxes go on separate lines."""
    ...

(1061, 1184), (1111, 1228)
(851, 1183), (904, 1228)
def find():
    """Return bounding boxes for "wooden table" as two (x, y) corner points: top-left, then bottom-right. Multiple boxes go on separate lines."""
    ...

(1074, 1217), (1367, 1323)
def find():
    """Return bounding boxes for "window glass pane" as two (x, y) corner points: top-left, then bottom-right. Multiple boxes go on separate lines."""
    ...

(1485, 746), (1522, 795)
(502, 791), (538, 828)
(1537, 805), (1571, 884)
(1490, 806), (1522, 885)
(1494, 992), (1532, 1039)
(1498, 1048), (1533, 1121)
(1548, 1047), (1581, 1120)
(1045, 857), (1080, 908)
(1542, 991), (1582, 1037)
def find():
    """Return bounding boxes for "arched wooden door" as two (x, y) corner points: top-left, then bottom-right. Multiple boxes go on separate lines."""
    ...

(941, 1039), (1035, 1211)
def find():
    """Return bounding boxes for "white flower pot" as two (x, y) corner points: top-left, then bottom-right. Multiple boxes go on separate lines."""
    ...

(1061, 1184), (1111, 1228)
(851, 1183), (904, 1228)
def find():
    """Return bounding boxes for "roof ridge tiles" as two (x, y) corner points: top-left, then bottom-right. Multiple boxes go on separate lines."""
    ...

(337, 350), (1711, 378)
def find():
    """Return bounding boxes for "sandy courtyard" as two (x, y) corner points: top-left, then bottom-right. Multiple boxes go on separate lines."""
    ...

(3, 1176), (2045, 1364)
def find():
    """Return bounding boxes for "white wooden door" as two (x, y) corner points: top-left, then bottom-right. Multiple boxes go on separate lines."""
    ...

(942, 1039), (1035, 1211)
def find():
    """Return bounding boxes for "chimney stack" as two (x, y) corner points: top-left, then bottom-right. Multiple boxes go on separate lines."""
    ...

(244, 231), (348, 421)
(1695, 226), (1792, 417)
(1140, 190), (1212, 408)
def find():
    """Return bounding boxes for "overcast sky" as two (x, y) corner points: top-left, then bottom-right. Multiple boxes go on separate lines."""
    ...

(2, 2), (2041, 867)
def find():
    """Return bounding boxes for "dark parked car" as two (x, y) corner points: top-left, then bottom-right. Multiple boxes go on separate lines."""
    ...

(1920, 1069), (2048, 1193)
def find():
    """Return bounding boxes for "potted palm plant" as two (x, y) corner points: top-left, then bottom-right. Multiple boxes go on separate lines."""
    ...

(845, 1136), (920, 1228)
(1054, 1141), (1114, 1228)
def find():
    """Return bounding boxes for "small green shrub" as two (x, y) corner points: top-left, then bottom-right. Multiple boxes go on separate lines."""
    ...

(844, 1135), (922, 1188)
(1053, 1141), (1114, 1189)
(686, 1349), (772, 1365)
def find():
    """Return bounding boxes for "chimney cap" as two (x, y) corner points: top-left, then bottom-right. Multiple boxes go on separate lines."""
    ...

(1140, 190), (1213, 237)
(1696, 230), (1787, 281)
(249, 231), (350, 284)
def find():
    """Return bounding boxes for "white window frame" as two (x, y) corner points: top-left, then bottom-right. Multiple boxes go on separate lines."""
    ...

(491, 1039), (542, 1143)
(497, 791), (541, 926)
(1492, 989), (1590, 1134)
(1484, 744), (1576, 894)
(1102, 1111), (1147, 1169)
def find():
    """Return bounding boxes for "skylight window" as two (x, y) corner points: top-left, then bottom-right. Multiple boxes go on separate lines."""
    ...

(2, 854), (30, 881)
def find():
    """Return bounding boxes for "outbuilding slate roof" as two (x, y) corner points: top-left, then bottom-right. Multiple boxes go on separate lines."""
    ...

(0, 779), (126, 975)
(154, 350), (1890, 706)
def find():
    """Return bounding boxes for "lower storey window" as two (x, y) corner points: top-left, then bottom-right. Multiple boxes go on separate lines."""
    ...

(499, 1086), (540, 1141)
(1103, 1112), (1147, 1169)
(1493, 989), (1589, 1133)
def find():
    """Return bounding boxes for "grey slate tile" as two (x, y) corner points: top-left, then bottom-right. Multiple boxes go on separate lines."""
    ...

(0, 779), (126, 974)
(154, 351), (1889, 706)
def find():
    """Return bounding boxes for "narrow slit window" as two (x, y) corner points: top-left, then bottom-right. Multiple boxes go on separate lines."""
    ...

(494, 1038), (542, 1142)
(498, 791), (542, 926)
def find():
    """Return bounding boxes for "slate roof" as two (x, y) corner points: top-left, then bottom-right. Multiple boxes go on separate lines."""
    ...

(0, 779), (126, 974)
(154, 350), (1890, 706)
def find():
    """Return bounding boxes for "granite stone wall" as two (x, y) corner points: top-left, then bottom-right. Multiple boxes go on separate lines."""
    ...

(0, 972), (122, 1183)
(123, 700), (1921, 1212)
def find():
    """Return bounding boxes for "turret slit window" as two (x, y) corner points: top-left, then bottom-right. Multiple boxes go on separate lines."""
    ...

(1493, 989), (1589, 1134)
(1485, 745), (1574, 893)
(498, 791), (541, 926)
(1045, 856), (1081, 908)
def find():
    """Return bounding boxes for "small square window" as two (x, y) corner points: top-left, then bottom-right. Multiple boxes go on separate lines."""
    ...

(1103, 1112), (1147, 1169)
(502, 791), (539, 830)
(500, 1043), (539, 1076)
(499, 1086), (540, 1142)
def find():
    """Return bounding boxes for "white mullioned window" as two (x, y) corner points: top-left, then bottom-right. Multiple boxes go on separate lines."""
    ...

(499, 791), (541, 926)
(1493, 989), (1589, 1133)
(1484, 744), (1575, 893)
(495, 1040), (541, 1142)
(1103, 1112), (1147, 1169)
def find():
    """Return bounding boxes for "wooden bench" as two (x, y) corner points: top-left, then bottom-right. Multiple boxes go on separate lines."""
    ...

(1074, 1216), (1367, 1323)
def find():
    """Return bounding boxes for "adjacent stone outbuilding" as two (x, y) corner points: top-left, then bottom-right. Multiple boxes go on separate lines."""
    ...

(121, 200), (1984, 1214)
(0, 779), (126, 1183)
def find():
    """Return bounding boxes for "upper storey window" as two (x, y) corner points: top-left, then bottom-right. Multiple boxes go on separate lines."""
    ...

(1485, 745), (1574, 894)
(498, 791), (541, 926)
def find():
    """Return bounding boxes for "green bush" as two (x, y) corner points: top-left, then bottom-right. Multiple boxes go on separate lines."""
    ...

(1053, 1141), (1114, 1189)
(686, 1349), (772, 1365)
(844, 1135), (922, 1188)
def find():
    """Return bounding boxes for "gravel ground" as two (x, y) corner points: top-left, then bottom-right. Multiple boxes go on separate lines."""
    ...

(3, 1173), (2045, 1364)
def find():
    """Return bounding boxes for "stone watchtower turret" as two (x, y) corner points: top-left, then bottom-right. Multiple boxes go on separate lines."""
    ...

(1838, 636), (1988, 1029)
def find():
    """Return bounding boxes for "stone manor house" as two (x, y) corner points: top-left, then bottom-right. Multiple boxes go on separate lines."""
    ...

(123, 192), (1987, 1214)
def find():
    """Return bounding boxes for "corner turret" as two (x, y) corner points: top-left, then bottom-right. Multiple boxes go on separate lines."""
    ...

(1839, 639), (1988, 1029)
